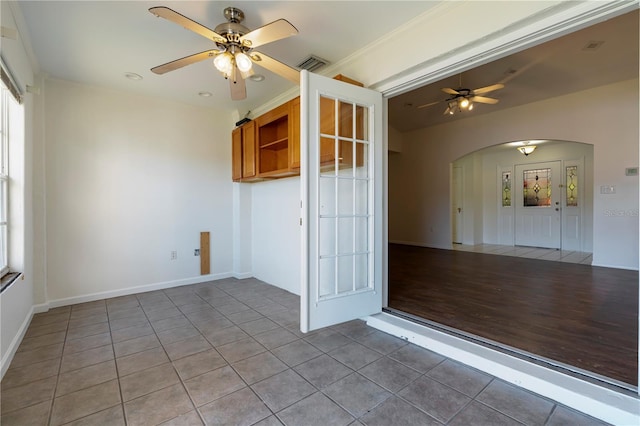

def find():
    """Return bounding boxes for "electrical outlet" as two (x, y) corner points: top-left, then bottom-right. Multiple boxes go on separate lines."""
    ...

(170, 250), (177, 260)
(194, 249), (200, 256)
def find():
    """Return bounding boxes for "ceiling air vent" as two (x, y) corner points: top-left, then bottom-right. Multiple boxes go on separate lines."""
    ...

(297, 55), (329, 72)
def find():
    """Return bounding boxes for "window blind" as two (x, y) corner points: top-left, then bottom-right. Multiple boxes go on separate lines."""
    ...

(0, 60), (23, 104)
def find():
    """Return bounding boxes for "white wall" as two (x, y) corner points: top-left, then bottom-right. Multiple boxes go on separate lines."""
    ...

(0, 1), (36, 376)
(44, 79), (235, 303)
(389, 79), (638, 269)
(251, 177), (301, 295)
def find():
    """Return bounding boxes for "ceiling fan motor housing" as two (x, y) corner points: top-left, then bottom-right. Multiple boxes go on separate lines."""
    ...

(215, 8), (250, 48)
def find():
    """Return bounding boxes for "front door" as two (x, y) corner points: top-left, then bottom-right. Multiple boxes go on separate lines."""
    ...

(514, 161), (562, 249)
(300, 71), (383, 333)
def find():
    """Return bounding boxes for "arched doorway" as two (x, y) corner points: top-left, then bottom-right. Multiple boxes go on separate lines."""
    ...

(450, 139), (593, 259)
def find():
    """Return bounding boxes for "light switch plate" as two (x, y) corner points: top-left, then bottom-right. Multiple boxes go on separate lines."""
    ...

(625, 167), (638, 176)
(600, 185), (616, 194)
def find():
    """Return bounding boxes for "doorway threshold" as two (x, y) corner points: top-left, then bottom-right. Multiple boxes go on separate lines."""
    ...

(451, 243), (593, 264)
(366, 309), (639, 425)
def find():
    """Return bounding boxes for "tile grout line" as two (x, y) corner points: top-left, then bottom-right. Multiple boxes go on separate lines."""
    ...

(47, 308), (71, 426)
(106, 300), (129, 426)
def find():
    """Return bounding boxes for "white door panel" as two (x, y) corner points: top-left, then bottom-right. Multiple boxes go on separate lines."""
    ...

(514, 161), (561, 249)
(300, 71), (383, 333)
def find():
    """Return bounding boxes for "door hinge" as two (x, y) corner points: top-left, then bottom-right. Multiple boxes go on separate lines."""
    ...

(299, 218), (302, 226)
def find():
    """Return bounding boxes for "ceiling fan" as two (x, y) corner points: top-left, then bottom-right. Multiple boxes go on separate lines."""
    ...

(418, 74), (504, 115)
(149, 6), (300, 100)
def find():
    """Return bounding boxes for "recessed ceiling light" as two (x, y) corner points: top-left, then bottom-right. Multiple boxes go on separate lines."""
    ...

(198, 91), (212, 97)
(124, 72), (143, 81)
(249, 74), (265, 82)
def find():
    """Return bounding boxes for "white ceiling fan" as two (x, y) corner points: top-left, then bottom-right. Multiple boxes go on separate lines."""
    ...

(418, 74), (504, 115)
(149, 6), (300, 100)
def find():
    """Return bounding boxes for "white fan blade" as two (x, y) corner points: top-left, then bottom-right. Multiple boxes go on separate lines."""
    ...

(149, 7), (226, 43)
(473, 83), (504, 95)
(230, 67), (247, 100)
(151, 50), (218, 74)
(472, 96), (499, 104)
(250, 52), (300, 84)
(442, 87), (459, 95)
(240, 19), (298, 48)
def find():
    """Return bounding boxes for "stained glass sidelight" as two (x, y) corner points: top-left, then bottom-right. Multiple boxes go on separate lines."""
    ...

(523, 168), (552, 207)
(502, 171), (511, 207)
(566, 165), (578, 207)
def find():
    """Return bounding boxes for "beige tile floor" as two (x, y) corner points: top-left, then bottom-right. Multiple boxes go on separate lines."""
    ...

(452, 243), (593, 265)
(1, 278), (609, 425)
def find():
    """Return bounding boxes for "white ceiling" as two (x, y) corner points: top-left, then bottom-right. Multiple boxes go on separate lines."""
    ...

(13, 2), (639, 131)
(16, 1), (439, 115)
(389, 9), (639, 132)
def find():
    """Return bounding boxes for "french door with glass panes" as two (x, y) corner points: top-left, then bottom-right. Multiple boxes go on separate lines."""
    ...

(300, 71), (383, 333)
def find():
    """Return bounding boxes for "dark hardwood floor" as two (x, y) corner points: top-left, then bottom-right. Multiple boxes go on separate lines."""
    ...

(388, 243), (639, 387)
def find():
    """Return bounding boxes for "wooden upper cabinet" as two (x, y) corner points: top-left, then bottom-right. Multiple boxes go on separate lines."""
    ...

(256, 101), (299, 178)
(231, 75), (362, 182)
(242, 121), (256, 179)
(232, 127), (242, 181)
(231, 120), (257, 182)
(289, 96), (301, 169)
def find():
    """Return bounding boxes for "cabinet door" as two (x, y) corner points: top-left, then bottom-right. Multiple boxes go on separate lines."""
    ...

(232, 127), (242, 181)
(242, 121), (256, 178)
(289, 97), (301, 169)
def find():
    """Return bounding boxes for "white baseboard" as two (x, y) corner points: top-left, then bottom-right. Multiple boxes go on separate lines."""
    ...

(591, 262), (639, 271)
(388, 240), (453, 250)
(1, 305), (34, 379)
(47, 272), (234, 309)
(366, 312), (639, 426)
(32, 302), (50, 314)
(233, 272), (253, 280)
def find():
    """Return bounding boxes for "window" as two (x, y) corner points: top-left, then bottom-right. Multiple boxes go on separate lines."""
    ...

(0, 64), (24, 290)
(523, 168), (552, 207)
(566, 165), (578, 207)
(1, 81), (11, 276)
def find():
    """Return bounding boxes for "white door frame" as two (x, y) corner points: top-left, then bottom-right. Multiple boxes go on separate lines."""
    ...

(451, 165), (464, 244)
(374, 1), (638, 414)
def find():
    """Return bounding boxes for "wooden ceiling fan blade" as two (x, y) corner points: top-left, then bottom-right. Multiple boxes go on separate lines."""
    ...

(250, 52), (300, 84)
(442, 87), (460, 95)
(473, 83), (504, 95)
(240, 19), (298, 48)
(417, 100), (441, 109)
(472, 96), (499, 104)
(230, 70), (247, 100)
(151, 50), (218, 74)
(149, 6), (226, 43)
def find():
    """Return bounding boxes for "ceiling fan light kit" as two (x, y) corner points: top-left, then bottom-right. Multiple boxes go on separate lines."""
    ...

(419, 74), (504, 116)
(149, 6), (300, 100)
